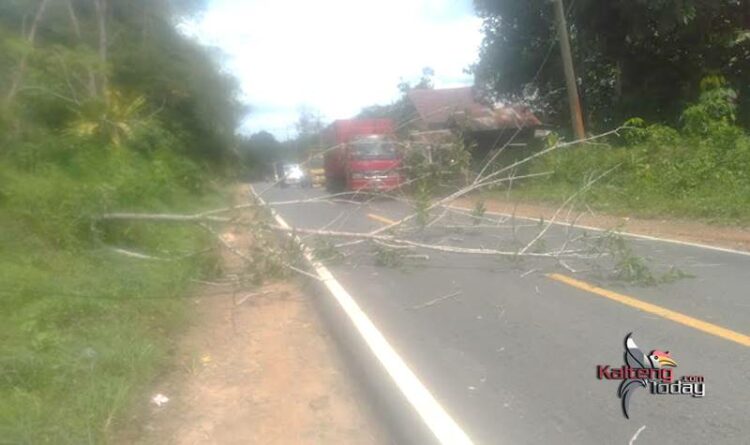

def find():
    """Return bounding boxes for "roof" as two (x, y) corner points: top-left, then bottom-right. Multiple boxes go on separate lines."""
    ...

(407, 87), (484, 125)
(407, 87), (541, 130)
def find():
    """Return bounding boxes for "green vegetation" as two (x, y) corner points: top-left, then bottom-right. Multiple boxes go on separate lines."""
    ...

(472, 1), (750, 224)
(511, 79), (750, 224)
(473, 0), (750, 131)
(358, 67), (434, 137)
(0, 1), (242, 442)
(373, 244), (406, 268)
(239, 108), (326, 180)
(584, 231), (692, 285)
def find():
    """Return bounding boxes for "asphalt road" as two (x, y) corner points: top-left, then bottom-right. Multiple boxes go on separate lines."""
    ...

(253, 182), (750, 445)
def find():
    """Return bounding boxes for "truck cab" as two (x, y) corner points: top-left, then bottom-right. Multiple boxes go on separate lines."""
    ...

(346, 135), (401, 191)
(323, 119), (403, 192)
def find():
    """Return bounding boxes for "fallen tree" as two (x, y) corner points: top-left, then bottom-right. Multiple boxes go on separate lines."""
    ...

(92, 124), (682, 286)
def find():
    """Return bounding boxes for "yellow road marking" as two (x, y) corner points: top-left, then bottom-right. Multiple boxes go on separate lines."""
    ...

(367, 213), (397, 225)
(547, 273), (750, 348)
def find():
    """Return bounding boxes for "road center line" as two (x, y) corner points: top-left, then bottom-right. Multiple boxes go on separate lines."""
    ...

(368, 213), (397, 225)
(547, 273), (750, 347)
(251, 186), (474, 445)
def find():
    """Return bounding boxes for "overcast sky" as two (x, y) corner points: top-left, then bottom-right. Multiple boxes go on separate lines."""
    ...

(184, 0), (482, 139)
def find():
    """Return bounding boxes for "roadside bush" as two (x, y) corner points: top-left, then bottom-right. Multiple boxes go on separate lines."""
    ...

(519, 79), (750, 223)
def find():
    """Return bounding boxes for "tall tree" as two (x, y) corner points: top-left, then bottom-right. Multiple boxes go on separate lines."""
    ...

(92, 0), (107, 98)
(473, 0), (750, 129)
(0, 0), (243, 162)
(2, 0), (50, 108)
(358, 67), (434, 136)
(240, 130), (284, 167)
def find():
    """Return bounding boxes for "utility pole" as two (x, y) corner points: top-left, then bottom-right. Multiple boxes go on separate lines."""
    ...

(552, 0), (586, 140)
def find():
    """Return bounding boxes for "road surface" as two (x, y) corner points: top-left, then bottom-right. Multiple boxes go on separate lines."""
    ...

(252, 182), (750, 445)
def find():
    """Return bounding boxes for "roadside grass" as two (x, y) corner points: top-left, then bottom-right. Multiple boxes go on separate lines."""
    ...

(0, 139), (230, 443)
(481, 79), (750, 226)
(0, 212), (224, 444)
(494, 145), (750, 226)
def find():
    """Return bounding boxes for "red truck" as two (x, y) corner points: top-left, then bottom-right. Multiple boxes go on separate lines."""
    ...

(322, 119), (403, 192)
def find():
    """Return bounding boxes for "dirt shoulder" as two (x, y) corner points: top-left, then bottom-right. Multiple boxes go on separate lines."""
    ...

(118, 192), (385, 444)
(456, 196), (750, 252)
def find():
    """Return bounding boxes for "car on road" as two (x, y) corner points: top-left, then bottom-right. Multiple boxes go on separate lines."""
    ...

(279, 163), (310, 188)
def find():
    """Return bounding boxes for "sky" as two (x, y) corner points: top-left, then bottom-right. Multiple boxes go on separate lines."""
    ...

(183, 0), (483, 139)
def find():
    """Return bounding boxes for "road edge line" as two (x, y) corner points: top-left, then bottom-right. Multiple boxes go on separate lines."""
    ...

(448, 205), (750, 258)
(250, 185), (474, 445)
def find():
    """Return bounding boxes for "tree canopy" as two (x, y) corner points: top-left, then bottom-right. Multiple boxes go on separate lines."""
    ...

(472, 0), (750, 131)
(0, 0), (243, 163)
(357, 67), (434, 136)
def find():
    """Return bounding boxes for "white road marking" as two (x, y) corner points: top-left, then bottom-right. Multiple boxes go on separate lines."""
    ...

(251, 186), (475, 445)
(449, 205), (750, 257)
(628, 425), (646, 445)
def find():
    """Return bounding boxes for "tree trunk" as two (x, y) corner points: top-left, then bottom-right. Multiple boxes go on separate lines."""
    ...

(3, 0), (51, 108)
(65, 0), (81, 36)
(93, 0), (108, 100)
(66, 0), (98, 98)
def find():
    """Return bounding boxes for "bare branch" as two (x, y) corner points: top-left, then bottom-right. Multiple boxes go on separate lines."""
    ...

(199, 223), (322, 282)
(97, 212), (232, 223)
(106, 246), (213, 261)
(17, 86), (80, 105)
(3, 0), (51, 107)
(67, 0), (99, 99)
(368, 171), (554, 236)
(410, 291), (462, 310)
(93, 0), (108, 98)
(477, 127), (624, 186)
(65, 0), (81, 37)
(473, 125), (525, 183)
(107, 247), (169, 261)
(267, 224), (594, 259)
(519, 164), (620, 255)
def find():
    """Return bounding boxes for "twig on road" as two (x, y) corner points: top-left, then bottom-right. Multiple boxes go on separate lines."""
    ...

(98, 212), (232, 223)
(558, 260), (577, 273)
(411, 291), (462, 310)
(199, 222), (322, 282)
(235, 290), (272, 306)
(107, 247), (170, 261)
(107, 246), (214, 261)
(519, 165), (620, 255)
(367, 171), (555, 237)
(267, 224), (596, 259)
(190, 278), (235, 287)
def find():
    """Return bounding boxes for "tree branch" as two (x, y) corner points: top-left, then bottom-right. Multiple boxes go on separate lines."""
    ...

(97, 212), (232, 223)
(3, 0), (50, 108)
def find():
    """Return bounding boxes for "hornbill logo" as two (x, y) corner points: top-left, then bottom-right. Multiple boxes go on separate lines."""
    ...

(619, 333), (678, 418)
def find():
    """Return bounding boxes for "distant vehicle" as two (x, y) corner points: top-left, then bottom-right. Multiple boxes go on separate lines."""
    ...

(279, 163), (309, 188)
(322, 119), (403, 192)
